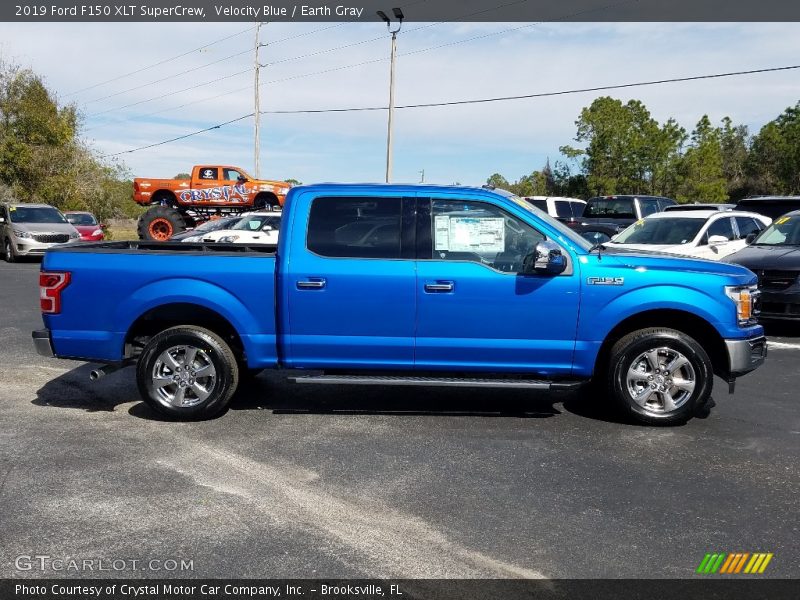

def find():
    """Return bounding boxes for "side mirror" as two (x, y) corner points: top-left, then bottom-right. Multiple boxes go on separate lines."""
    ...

(745, 232), (757, 245)
(523, 240), (567, 275)
(708, 235), (729, 246)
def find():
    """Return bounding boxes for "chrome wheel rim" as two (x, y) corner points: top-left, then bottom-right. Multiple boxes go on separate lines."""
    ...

(149, 345), (216, 408)
(626, 347), (696, 414)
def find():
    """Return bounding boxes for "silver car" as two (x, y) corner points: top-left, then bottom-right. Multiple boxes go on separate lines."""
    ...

(1, 203), (81, 262)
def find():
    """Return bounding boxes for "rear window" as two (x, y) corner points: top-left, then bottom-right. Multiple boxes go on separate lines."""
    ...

(583, 198), (635, 219)
(307, 197), (402, 258)
(525, 198), (548, 212)
(638, 198), (660, 217)
(554, 200), (573, 218)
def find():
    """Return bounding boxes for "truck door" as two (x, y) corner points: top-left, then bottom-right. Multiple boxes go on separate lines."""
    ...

(414, 196), (581, 375)
(283, 195), (416, 368)
(192, 166), (221, 204)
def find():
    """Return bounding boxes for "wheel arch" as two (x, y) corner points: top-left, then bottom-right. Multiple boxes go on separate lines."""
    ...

(253, 191), (278, 209)
(151, 189), (178, 205)
(594, 309), (729, 379)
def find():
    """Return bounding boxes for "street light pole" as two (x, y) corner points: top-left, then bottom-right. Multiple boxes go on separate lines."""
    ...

(254, 22), (266, 178)
(377, 8), (404, 183)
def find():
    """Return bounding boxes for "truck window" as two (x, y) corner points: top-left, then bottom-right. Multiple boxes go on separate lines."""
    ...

(525, 198), (547, 212)
(307, 197), (402, 258)
(554, 200), (573, 218)
(430, 199), (545, 273)
(638, 198), (660, 216)
(222, 168), (243, 181)
(583, 198), (635, 218)
(703, 217), (735, 244)
(735, 216), (763, 239)
(198, 167), (219, 180)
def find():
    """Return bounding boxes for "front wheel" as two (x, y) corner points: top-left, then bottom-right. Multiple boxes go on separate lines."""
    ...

(136, 326), (239, 419)
(607, 327), (713, 425)
(3, 238), (15, 263)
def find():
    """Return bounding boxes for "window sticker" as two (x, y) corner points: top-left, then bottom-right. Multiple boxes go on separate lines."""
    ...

(775, 216), (791, 225)
(434, 215), (505, 253)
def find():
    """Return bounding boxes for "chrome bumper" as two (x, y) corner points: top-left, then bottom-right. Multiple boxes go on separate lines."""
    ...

(725, 335), (767, 377)
(32, 329), (55, 358)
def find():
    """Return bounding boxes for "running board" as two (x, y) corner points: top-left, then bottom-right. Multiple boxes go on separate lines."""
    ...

(289, 374), (585, 390)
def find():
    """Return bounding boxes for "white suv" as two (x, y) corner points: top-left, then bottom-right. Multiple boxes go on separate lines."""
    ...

(523, 196), (586, 221)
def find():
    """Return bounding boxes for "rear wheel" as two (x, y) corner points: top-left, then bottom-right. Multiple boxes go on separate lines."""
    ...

(136, 326), (239, 420)
(607, 327), (713, 425)
(253, 193), (278, 210)
(137, 205), (186, 241)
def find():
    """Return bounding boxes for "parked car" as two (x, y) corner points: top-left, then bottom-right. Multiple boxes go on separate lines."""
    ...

(663, 203), (736, 212)
(172, 215), (244, 242)
(33, 184), (766, 425)
(735, 196), (800, 220)
(568, 194), (677, 244)
(1, 203), (80, 262)
(64, 211), (105, 242)
(726, 210), (800, 320)
(606, 210), (771, 260)
(522, 196), (586, 222)
(198, 211), (281, 244)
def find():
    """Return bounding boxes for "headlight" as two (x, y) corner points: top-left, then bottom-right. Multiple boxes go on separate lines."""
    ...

(218, 235), (239, 243)
(725, 285), (759, 326)
(69, 232), (79, 239)
(12, 229), (31, 239)
(92, 229), (103, 236)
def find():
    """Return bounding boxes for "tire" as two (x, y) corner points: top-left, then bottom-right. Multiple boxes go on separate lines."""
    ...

(3, 238), (16, 263)
(253, 193), (277, 211)
(137, 205), (186, 241)
(136, 325), (239, 420)
(607, 327), (713, 425)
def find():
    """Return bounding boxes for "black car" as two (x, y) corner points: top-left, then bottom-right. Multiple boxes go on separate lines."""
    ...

(568, 194), (677, 244)
(726, 210), (800, 320)
(735, 196), (800, 220)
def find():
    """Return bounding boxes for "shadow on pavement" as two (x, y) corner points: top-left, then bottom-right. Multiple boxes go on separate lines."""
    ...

(33, 363), (713, 426)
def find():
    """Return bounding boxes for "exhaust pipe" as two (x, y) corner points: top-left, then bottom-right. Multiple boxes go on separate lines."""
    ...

(89, 364), (122, 381)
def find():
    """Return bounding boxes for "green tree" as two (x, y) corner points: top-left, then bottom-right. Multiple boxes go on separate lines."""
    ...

(747, 103), (800, 194)
(675, 115), (728, 202)
(718, 117), (750, 199)
(486, 173), (510, 189)
(173, 173), (191, 179)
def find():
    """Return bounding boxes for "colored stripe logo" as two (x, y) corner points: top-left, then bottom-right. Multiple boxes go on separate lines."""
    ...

(696, 552), (773, 574)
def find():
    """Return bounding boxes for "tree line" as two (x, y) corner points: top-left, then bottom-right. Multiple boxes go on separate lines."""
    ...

(0, 61), (140, 226)
(487, 96), (800, 202)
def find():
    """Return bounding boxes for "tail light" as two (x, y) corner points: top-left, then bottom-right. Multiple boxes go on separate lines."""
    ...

(40, 271), (71, 314)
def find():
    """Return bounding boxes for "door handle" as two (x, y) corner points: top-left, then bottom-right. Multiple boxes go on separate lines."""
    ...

(297, 278), (326, 290)
(424, 281), (454, 293)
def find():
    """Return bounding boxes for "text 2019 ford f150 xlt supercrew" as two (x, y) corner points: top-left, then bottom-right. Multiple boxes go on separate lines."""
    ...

(32, 184), (766, 424)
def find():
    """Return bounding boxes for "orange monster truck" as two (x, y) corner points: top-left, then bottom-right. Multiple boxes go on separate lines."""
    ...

(133, 165), (291, 240)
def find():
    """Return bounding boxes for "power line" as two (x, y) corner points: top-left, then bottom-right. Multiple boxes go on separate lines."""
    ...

(85, 0), (640, 128)
(64, 25), (258, 98)
(99, 63), (800, 158)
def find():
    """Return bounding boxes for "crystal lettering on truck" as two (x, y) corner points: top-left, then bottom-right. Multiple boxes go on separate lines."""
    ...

(179, 184), (249, 203)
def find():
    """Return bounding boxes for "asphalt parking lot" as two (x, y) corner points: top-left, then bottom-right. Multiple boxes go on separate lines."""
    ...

(0, 259), (798, 579)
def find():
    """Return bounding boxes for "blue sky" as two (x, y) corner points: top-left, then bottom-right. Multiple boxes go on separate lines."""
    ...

(1, 22), (799, 185)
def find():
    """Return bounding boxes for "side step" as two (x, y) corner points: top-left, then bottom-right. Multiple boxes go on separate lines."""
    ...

(289, 374), (585, 390)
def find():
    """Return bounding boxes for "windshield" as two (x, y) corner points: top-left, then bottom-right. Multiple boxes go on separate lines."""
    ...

(10, 206), (67, 224)
(195, 217), (242, 233)
(753, 214), (800, 246)
(66, 213), (97, 226)
(583, 198), (635, 219)
(232, 215), (281, 232)
(503, 191), (592, 251)
(613, 218), (705, 245)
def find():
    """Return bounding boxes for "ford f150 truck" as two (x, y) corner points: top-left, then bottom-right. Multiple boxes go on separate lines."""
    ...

(133, 165), (290, 241)
(33, 184), (766, 424)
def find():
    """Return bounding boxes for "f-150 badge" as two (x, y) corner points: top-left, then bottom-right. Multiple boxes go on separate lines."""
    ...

(587, 276), (625, 286)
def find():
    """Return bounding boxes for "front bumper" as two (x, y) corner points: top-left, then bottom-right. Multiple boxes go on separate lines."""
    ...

(725, 335), (767, 377)
(32, 329), (55, 358)
(758, 288), (800, 320)
(13, 237), (79, 256)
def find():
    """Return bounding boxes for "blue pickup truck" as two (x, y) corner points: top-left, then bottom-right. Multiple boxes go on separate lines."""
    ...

(33, 184), (767, 424)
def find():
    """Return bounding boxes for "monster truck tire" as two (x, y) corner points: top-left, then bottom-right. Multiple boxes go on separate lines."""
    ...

(138, 205), (187, 241)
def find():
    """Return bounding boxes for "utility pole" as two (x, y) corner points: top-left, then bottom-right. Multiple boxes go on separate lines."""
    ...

(377, 8), (403, 183)
(254, 22), (264, 178)
(419, 169), (425, 183)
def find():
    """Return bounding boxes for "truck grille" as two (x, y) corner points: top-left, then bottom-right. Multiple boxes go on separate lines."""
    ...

(757, 270), (798, 291)
(32, 234), (70, 244)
